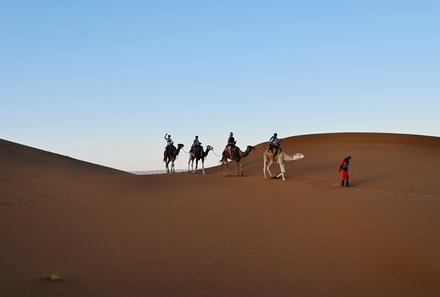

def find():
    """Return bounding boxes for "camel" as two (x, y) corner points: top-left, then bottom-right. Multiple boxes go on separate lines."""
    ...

(263, 150), (304, 181)
(220, 145), (255, 176)
(163, 143), (184, 173)
(188, 145), (213, 175)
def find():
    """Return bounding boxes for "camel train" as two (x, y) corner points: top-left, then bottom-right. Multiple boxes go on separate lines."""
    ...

(163, 134), (304, 180)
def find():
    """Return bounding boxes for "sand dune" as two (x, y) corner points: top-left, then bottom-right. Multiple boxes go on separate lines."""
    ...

(1, 133), (440, 297)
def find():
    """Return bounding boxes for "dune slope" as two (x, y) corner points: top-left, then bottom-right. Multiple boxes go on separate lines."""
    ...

(1, 133), (440, 297)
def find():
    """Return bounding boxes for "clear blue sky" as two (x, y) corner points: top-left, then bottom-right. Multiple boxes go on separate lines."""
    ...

(1, 1), (439, 171)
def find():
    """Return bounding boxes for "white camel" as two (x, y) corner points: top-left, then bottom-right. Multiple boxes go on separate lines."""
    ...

(263, 150), (304, 181)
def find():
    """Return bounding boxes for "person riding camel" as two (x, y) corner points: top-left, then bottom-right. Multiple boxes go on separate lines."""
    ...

(226, 132), (236, 158)
(268, 133), (280, 155)
(339, 154), (352, 187)
(191, 135), (202, 157)
(164, 133), (174, 159)
(164, 133), (174, 147)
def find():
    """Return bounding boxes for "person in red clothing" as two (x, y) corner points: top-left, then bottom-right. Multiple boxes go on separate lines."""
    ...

(338, 154), (352, 187)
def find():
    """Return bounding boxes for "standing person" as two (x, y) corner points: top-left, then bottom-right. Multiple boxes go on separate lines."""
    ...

(339, 154), (352, 187)
(226, 132), (236, 158)
(268, 133), (280, 154)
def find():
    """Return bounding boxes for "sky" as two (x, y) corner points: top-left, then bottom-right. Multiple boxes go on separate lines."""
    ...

(1, 1), (439, 171)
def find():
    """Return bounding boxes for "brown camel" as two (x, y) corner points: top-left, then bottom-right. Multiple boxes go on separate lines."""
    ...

(188, 145), (213, 175)
(263, 150), (304, 181)
(163, 143), (184, 173)
(220, 145), (255, 176)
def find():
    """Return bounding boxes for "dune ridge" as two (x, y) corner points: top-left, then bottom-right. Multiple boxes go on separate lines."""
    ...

(1, 133), (440, 297)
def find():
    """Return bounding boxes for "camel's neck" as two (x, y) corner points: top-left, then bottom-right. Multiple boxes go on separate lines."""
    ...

(203, 148), (211, 157)
(176, 146), (183, 155)
(240, 147), (253, 158)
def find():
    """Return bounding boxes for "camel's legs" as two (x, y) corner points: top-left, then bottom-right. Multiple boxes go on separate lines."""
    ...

(220, 162), (227, 176)
(221, 156), (236, 176)
(276, 162), (286, 181)
(266, 159), (274, 178)
(263, 157), (267, 178)
(275, 172), (284, 180)
(235, 161), (239, 175)
(194, 159), (199, 173)
(188, 157), (192, 172)
(201, 159), (205, 175)
(221, 161), (230, 175)
(235, 161), (244, 176)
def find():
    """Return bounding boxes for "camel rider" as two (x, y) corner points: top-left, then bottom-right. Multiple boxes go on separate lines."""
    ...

(226, 132), (236, 158)
(164, 133), (174, 156)
(164, 133), (174, 147)
(268, 133), (280, 154)
(339, 154), (352, 187)
(191, 135), (202, 155)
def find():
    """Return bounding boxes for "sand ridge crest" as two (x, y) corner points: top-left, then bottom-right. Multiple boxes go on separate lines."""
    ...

(1, 133), (440, 297)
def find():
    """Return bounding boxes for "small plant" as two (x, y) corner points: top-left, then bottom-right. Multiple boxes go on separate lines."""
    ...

(49, 272), (62, 281)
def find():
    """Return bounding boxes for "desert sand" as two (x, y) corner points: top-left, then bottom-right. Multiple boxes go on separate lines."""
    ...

(1, 133), (440, 297)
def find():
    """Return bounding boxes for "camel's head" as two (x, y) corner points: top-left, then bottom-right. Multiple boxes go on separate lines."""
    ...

(295, 153), (305, 160)
(247, 145), (256, 152)
(177, 143), (184, 149)
(206, 145), (213, 151)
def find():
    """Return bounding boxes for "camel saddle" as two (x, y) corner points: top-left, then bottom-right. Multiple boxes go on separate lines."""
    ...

(165, 144), (176, 155)
(269, 146), (282, 159)
(191, 145), (203, 157)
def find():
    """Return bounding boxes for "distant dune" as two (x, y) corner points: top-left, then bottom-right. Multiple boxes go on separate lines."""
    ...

(1, 133), (440, 297)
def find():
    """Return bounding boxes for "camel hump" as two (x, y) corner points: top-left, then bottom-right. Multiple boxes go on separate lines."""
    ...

(192, 145), (202, 157)
(165, 145), (177, 155)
